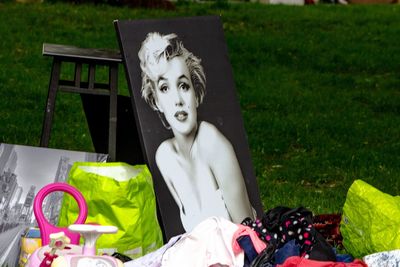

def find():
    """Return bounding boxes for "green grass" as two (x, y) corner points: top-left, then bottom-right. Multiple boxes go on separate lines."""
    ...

(0, 1), (399, 214)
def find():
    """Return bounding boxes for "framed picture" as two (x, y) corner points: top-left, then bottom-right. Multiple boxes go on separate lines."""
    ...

(115, 16), (263, 239)
(0, 143), (107, 266)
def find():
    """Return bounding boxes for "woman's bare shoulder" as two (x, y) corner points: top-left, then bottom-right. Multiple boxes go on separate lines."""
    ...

(155, 139), (176, 171)
(156, 138), (174, 155)
(198, 121), (230, 151)
(198, 121), (223, 138)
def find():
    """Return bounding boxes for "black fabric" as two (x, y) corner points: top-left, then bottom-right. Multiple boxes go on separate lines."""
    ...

(249, 243), (276, 267)
(111, 252), (132, 262)
(309, 231), (337, 261)
(262, 206), (313, 232)
(243, 206), (337, 266)
(264, 206), (314, 257)
(264, 206), (336, 262)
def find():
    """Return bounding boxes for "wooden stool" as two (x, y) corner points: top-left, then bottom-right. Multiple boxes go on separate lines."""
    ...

(40, 43), (122, 161)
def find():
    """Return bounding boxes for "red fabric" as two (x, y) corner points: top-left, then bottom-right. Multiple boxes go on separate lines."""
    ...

(232, 225), (267, 254)
(277, 256), (368, 267)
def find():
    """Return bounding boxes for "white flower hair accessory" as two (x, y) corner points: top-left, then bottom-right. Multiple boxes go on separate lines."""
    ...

(138, 32), (177, 81)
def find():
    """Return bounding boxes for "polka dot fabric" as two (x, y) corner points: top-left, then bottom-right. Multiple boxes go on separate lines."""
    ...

(242, 211), (315, 258)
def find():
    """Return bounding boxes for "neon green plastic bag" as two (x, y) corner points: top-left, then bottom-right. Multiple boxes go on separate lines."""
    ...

(341, 179), (400, 258)
(58, 162), (163, 259)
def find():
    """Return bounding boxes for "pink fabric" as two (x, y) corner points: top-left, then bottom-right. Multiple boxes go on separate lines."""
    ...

(277, 256), (368, 267)
(232, 224), (267, 254)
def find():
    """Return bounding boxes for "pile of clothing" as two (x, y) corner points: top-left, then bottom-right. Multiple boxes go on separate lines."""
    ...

(118, 179), (400, 267)
(123, 206), (365, 267)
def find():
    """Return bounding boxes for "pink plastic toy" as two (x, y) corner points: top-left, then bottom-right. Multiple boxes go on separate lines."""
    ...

(27, 182), (123, 267)
(27, 182), (88, 266)
(34, 182), (88, 245)
(51, 224), (123, 267)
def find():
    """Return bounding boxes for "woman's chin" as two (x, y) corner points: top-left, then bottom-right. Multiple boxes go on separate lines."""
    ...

(171, 122), (197, 136)
(174, 128), (194, 136)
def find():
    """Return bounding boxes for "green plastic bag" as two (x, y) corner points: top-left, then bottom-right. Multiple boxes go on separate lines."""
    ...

(341, 179), (400, 258)
(58, 162), (163, 259)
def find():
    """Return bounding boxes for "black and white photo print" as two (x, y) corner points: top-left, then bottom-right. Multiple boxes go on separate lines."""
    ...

(115, 16), (263, 239)
(0, 143), (107, 266)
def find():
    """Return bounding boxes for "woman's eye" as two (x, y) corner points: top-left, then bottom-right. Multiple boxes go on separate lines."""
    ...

(159, 84), (168, 92)
(179, 83), (190, 91)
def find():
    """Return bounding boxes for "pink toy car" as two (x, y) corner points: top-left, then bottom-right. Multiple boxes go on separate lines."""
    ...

(50, 224), (123, 267)
(27, 183), (123, 267)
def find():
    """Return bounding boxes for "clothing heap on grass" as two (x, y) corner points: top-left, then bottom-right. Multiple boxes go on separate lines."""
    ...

(124, 207), (367, 267)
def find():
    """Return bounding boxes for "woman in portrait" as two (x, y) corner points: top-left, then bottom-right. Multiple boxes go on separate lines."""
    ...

(138, 32), (254, 232)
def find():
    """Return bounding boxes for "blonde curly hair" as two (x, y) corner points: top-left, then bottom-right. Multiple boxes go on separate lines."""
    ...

(138, 32), (206, 111)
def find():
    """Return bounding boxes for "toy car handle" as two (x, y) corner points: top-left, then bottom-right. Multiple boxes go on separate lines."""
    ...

(68, 224), (118, 256)
(34, 182), (88, 245)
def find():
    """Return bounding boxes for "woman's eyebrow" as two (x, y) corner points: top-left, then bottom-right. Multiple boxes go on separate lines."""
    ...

(157, 76), (167, 84)
(178, 74), (189, 81)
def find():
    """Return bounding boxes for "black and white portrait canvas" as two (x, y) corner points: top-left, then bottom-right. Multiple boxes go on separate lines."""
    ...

(115, 16), (263, 239)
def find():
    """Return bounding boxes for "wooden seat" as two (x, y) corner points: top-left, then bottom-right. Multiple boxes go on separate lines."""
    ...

(40, 43), (122, 161)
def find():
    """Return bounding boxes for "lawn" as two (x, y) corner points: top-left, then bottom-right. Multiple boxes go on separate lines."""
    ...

(0, 1), (399, 214)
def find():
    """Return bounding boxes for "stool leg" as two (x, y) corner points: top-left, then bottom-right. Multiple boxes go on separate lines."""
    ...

(108, 64), (118, 161)
(40, 59), (61, 147)
(74, 62), (82, 88)
(88, 64), (95, 90)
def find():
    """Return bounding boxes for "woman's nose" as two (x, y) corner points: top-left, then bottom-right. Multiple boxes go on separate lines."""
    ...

(174, 89), (184, 106)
